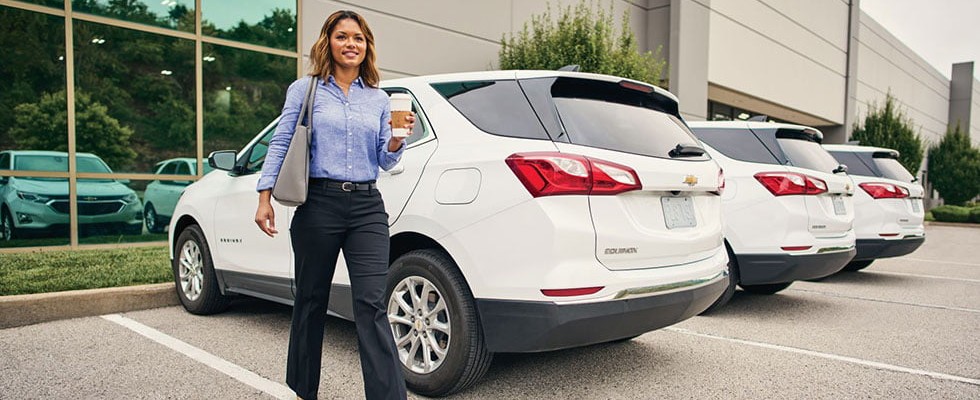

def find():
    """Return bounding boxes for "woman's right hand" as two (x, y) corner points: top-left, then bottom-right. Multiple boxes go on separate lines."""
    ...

(255, 190), (278, 237)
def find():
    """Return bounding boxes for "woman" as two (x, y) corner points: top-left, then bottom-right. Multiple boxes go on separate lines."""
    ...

(253, 10), (412, 400)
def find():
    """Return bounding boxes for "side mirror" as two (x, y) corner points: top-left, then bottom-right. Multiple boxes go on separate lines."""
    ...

(208, 150), (237, 171)
(833, 164), (848, 174)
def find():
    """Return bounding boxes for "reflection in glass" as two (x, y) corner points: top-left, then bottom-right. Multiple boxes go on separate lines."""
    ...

(75, 178), (168, 243)
(13, 0), (64, 8)
(203, 43), (294, 156)
(0, 7), (67, 158)
(0, 174), (72, 248)
(72, 0), (194, 32)
(73, 20), (196, 174)
(202, 0), (296, 50)
(143, 158), (211, 233)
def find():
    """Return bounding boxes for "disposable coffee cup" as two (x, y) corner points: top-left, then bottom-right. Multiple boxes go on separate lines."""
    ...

(389, 93), (412, 138)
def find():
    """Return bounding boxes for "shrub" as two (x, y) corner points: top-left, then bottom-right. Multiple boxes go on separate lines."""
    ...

(929, 205), (972, 223)
(971, 208), (980, 224)
(850, 93), (924, 174)
(499, 0), (667, 87)
(927, 125), (980, 206)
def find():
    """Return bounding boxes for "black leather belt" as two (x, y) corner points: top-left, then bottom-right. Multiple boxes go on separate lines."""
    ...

(311, 178), (377, 192)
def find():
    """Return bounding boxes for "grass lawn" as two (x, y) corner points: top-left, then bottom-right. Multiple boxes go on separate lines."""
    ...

(0, 246), (172, 296)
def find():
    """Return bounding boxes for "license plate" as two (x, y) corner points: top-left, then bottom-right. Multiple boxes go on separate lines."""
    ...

(662, 196), (696, 229)
(832, 196), (846, 215)
(911, 199), (921, 212)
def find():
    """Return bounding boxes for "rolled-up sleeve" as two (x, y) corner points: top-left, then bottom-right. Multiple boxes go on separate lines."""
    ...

(256, 78), (309, 191)
(377, 101), (404, 171)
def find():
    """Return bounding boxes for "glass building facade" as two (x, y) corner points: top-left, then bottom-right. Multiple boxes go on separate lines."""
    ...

(0, 0), (298, 250)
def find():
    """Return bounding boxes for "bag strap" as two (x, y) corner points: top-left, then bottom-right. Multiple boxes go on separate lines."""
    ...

(296, 76), (317, 128)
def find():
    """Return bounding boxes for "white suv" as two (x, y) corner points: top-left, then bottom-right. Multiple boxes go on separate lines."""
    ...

(168, 71), (728, 396)
(823, 144), (925, 271)
(687, 121), (856, 310)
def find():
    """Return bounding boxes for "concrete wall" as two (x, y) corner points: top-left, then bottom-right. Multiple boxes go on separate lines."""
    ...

(705, 0), (850, 125)
(949, 62), (980, 146)
(300, 0), (654, 80)
(854, 11), (950, 146)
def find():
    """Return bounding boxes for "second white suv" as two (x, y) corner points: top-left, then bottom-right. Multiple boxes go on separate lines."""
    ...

(169, 71), (729, 396)
(688, 121), (856, 310)
(823, 144), (925, 271)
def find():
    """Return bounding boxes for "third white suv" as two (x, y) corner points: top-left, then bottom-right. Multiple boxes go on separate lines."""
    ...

(823, 144), (925, 271)
(688, 121), (856, 310)
(169, 71), (729, 396)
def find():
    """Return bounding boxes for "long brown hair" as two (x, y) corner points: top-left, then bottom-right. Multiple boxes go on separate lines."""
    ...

(309, 10), (380, 87)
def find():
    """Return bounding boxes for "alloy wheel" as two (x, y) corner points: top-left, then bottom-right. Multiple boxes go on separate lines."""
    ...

(178, 240), (204, 301)
(144, 206), (157, 232)
(388, 276), (452, 374)
(1, 211), (11, 241)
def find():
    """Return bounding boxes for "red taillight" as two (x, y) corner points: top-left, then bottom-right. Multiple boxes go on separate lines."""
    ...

(541, 287), (604, 297)
(506, 152), (641, 197)
(754, 172), (827, 196)
(859, 182), (909, 199)
(780, 246), (812, 251)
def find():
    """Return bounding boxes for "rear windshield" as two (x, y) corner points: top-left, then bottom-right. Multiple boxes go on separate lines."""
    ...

(873, 155), (915, 182)
(776, 136), (840, 173)
(550, 78), (707, 160)
(691, 127), (779, 164)
(828, 151), (875, 176)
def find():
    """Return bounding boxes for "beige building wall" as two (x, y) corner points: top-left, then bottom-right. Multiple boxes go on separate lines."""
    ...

(705, 0), (850, 126)
(854, 11), (950, 146)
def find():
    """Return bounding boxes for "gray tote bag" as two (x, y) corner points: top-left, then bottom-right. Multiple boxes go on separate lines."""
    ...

(272, 77), (316, 207)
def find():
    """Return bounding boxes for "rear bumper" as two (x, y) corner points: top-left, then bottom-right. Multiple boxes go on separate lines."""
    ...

(737, 248), (856, 284)
(474, 270), (728, 353)
(854, 237), (925, 261)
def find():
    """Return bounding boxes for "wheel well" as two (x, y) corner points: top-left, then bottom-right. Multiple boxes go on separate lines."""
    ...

(389, 232), (448, 265)
(723, 238), (739, 283)
(171, 215), (199, 257)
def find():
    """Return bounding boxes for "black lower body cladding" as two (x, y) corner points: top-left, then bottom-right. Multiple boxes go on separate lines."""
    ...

(736, 248), (856, 285)
(854, 237), (925, 261)
(474, 275), (728, 353)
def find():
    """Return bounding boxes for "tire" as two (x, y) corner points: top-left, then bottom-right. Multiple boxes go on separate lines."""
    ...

(144, 203), (165, 233)
(386, 249), (492, 397)
(739, 282), (792, 295)
(1, 207), (16, 241)
(173, 224), (229, 315)
(699, 244), (739, 315)
(842, 259), (874, 272)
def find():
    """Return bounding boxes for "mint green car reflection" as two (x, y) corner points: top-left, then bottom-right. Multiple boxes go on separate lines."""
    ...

(0, 150), (143, 241)
(142, 158), (212, 233)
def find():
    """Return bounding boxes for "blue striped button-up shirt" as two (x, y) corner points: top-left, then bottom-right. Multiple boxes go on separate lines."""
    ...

(256, 75), (404, 191)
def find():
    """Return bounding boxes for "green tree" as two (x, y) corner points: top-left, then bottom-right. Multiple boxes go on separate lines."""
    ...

(850, 93), (924, 174)
(927, 125), (980, 206)
(499, 0), (667, 87)
(8, 90), (137, 170)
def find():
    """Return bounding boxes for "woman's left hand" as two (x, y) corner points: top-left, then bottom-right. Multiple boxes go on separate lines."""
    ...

(388, 112), (416, 150)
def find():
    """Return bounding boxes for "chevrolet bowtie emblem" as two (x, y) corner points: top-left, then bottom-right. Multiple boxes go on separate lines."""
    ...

(683, 175), (698, 186)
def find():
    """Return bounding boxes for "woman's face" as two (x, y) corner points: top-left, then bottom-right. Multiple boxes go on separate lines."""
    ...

(329, 18), (366, 71)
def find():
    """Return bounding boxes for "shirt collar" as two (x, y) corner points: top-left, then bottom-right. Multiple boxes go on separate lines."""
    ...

(327, 75), (365, 88)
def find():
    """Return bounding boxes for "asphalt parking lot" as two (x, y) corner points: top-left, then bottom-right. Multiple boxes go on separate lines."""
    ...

(1, 224), (978, 399)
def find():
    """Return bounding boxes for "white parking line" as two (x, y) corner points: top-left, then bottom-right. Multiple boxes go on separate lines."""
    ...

(787, 288), (980, 314)
(872, 270), (980, 284)
(102, 314), (294, 400)
(901, 257), (980, 267)
(666, 327), (980, 387)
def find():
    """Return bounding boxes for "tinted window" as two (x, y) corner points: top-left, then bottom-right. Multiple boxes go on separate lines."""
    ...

(160, 162), (179, 175)
(13, 155), (111, 173)
(432, 80), (549, 140)
(873, 155), (915, 182)
(828, 151), (875, 176)
(550, 78), (706, 160)
(175, 161), (192, 175)
(691, 128), (779, 164)
(777, 137), (840, 173)
(243, 124), (276, 173)
(0, 153), (9, 170)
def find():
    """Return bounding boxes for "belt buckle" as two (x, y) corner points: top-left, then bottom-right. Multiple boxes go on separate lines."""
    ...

(341, 182), (355, 192)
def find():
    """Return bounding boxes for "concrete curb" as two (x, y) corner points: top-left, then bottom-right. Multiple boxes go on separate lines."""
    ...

(0, 283), (178, 329)
(925, 221), (980, 229)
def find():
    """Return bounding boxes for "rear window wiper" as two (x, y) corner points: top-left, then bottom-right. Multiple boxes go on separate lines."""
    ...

(669, 143), (705, 158)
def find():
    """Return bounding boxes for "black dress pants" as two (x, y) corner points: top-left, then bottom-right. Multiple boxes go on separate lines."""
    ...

(286, 181), (407, 400)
